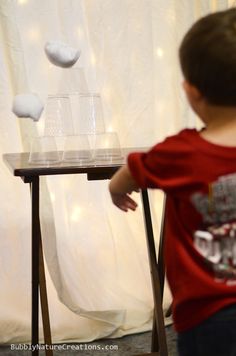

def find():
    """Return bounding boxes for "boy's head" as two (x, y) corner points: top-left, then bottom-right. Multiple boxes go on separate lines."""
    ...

(179, 8), (236, 106)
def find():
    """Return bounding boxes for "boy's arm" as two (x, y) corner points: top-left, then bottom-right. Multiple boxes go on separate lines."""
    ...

(109, 164), (139, 212)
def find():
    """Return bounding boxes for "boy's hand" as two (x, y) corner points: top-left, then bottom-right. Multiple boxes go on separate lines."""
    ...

(110, 192), (138, 212)
(109, 164), (139, 212)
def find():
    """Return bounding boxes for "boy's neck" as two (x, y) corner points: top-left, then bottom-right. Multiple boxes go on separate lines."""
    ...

(199, 104), (236, 146)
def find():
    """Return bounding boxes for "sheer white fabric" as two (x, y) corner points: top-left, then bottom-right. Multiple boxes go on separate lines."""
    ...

(0, 0), (230, 343)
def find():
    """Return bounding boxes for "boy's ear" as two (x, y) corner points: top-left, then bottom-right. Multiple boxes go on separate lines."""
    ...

(182, 80), (202, 101)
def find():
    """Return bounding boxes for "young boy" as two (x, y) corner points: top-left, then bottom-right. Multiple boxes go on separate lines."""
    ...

(109, 8), (236, 356)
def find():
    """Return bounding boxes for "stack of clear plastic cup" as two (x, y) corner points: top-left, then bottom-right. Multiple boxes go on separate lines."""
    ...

(44, 95), (74, 136)
(93, 132), (123, 162)
(62, 135), (93, 164)
(72, 93), (105, 135)
(28, 136), (61, 165)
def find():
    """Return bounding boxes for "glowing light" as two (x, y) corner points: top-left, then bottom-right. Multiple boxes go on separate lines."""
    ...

(17, 0), (28, 4)
(166, 9), (176, 23)
(77, 27), (83, 40)
(102, 87), (111, 101)
(36, 120), (44, 135)
(28, 27), (41, 42)
(71, 206), (82, 222)
(104, 139), (109, 148)
(50, 193), (55, 202)
(156, 48), (164, 58)
(90, 53), (96, 66)
(107, 125), (113, 132)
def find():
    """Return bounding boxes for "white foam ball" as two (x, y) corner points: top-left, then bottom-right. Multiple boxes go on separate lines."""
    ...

(44, 40), (81, 68)
(12, 93), (44, 122)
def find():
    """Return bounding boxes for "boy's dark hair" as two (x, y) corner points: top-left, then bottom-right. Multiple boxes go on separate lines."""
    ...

(179, 8), (236, 106)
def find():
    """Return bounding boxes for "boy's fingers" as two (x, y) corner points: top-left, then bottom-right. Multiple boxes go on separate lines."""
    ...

(126, 195), (138, 207)
(110, 193), (138, 212)
(123, 196), (138, 211)
(117, 204), (128, 212)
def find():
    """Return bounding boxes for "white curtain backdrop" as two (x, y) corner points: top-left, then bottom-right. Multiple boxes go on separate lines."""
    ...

(0, 0), (232, 344)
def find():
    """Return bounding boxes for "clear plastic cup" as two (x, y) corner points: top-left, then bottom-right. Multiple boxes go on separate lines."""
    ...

(93, 132), (122, 162)
(28, 136), (61, 165)
(72, 93), (105, 134)
(44, 95), (74, 136)
(62, 135), (93, 164)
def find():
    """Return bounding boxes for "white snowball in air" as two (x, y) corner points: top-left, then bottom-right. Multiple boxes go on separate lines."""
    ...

(44, 40), (81, 68)
(12, 93), (44, 122)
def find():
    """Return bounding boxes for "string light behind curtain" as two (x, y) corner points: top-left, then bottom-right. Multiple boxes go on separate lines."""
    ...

(0, 0), (230, 343)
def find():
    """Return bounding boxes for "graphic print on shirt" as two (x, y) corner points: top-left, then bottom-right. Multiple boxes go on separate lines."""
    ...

(191, 173), (236, 284)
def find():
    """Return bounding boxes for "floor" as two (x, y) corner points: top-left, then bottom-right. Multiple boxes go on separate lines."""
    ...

(0, 326), (178, 355)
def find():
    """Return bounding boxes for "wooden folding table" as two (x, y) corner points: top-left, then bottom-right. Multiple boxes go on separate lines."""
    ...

(3, 149), (168, 356)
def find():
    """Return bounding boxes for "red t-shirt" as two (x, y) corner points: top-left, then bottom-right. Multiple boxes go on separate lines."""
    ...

(128, 128), (236, 332)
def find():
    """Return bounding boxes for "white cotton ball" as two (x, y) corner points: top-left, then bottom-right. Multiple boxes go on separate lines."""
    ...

(44, 40), (81, 68)
(12, 93), (44, 122)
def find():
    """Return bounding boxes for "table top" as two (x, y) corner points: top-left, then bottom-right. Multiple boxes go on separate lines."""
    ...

(3, 148), (146, 179)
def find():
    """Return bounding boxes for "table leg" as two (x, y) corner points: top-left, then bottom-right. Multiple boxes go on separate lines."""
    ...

(158, 194), (166, 300)
(141, 190), (168, 356)
(39, 236), (53, 356)
(151, 315), (159, 351)
(30, 177), (53, 356)
(31, 177), (40, 355)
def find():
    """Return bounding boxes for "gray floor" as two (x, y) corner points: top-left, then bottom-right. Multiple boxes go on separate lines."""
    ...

(0, 326), (178, 355)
